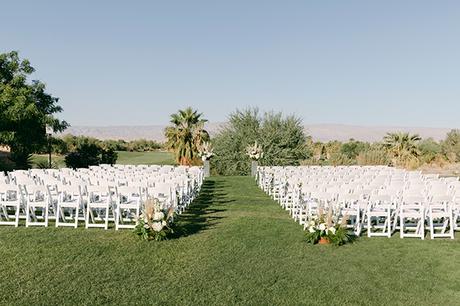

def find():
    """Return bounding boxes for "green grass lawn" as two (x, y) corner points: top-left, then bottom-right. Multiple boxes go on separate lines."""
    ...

(115, 151), (175, 165)
(1, 176), (460, 305)
(31, 151), (176, 168)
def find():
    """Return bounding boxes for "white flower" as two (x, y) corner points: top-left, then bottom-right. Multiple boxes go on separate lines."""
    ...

(151, 222), (163, 232)
(246, 142), (263, 160)
(153, 212), (164, 221)
(309, 221), (315, 227)
(328, 227), (336, 235)
(319, 223), (326, 231)
(308, 226), (315, 233)
(161, 220), (167, 226)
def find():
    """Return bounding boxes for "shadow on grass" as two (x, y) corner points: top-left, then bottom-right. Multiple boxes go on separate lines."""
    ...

(170, 179), (233, 239)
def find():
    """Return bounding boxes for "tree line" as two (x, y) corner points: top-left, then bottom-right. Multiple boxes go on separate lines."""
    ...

(45, 135), (163, 155)
(2, 51), (460, 174)
(164, 107), (460, 176)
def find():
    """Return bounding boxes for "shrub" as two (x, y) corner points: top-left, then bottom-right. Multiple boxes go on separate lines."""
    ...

(356, 148), (390, 165)
(328, 152), (354, 166)
(442, 129), (460, 162)
(211, 108), (310, 175)
(101, 148), (118, 165)
(418, 138), (444, 164)
(64, 143), (101, 169)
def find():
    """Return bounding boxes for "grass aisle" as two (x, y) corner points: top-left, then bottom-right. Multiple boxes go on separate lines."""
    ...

(1, 176), (460, 305)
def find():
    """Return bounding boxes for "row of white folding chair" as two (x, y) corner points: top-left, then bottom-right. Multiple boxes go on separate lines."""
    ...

(271, 176), (456, 240)
(0, 182), (178, 230)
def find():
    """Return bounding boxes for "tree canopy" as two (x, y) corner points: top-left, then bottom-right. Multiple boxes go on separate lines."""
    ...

(211, 108), (309, 175)
(0, 51), (68, 168)
(164, 107), (209, 165)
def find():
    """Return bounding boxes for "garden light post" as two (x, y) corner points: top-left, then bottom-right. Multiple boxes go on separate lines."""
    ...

(46, 125), (53, 168)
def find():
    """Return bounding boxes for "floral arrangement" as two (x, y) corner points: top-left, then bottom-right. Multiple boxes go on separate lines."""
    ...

(134, 198), (175, 241)
(246, 141), (264, 161)
(198, 142), (215, 161)
(305, 209), (356, 246)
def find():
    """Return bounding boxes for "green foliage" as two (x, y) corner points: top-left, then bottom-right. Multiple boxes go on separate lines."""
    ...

(164, 107), (209, 165)
(327, 226), (357, 246)
(133, 218), (173, 241)
(418, 138), (443, 164)
(0, 51), (68, 169)
(340, 139), (370, 159)
(101, 148), (118, 165)
(327, 152), (354, 166)
(304, 214), (356, 246)
(50, 135), (163, 155)
(0, 155), (14, 172)
(383, 132), (421, 167)
(442, 129), (460, 162)
(356, 147), (390, 165)
(212, 108), (309, 175)
(125, 139), (162, 152)
(134, 199), (175, 241)
(9, 151), (33, 170)
(64, 143), (102, 169)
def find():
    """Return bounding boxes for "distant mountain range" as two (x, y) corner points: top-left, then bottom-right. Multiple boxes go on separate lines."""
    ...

(58, 123), (455, 142)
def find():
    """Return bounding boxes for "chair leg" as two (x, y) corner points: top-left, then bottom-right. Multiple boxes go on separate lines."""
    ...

(104, 206), (109, 230)
(25, 204), (30, 227)
(74, 207), (79, 228)
(15, 204), (20, 227)
(115, 206), (120, 230)
(367, 213), (371, 237)
(55, 204), (60, 227)
(85, 205), (90, 229)
(430, 213), (434, 240)
(400, 217), (404, 238)
(45, 206), (49, 227)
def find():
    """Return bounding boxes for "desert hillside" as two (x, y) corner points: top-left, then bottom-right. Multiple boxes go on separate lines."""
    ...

(58, 123), (454, 142)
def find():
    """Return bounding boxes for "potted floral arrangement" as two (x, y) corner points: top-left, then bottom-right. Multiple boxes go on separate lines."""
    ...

(134, 198), (175, 241)
(246, 141), (263, 177)
(198, 142), (214, 177)
(305, 210), (356, 246)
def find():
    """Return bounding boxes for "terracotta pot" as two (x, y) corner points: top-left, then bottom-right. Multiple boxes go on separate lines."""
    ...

(318, 237), (330, 245)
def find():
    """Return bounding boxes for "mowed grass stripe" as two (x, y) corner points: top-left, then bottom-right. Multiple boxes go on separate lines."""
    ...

(1, 176), (460, 305)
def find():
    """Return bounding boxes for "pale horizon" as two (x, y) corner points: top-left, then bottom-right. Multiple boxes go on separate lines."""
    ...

(2, 1), (460, 128)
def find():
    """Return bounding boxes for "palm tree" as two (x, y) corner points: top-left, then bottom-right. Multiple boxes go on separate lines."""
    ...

(164, 107), (210, 165)
(383, 132), (421, 166)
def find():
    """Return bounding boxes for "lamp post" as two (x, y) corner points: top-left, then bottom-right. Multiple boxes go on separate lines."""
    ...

(45, 125), (53, 168)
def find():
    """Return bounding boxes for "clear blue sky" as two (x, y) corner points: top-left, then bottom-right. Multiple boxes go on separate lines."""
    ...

(1, 0), (459, 127)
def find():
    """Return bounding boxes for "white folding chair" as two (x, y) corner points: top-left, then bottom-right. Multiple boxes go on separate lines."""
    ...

(367, 194), (395, 238)
(400, 195), (426, 240)
(115, 186), (141, 230)
(86, 185), (112, 230)
(56, 185), (82, 228)
(428, 195), (454, 239)
(24, 185), (50, 227)
(0, 184), (23, 227)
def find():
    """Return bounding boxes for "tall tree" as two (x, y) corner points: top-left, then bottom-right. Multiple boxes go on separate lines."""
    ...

(383, 132), (421, 166)
(164, 107), (209, 165)
(0, 51), (68, 168)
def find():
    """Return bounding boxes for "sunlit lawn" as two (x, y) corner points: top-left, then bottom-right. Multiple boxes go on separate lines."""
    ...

(31, 151), (176, 168)
(1, 176), (460, 305)
(115, 151), (175, 165)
